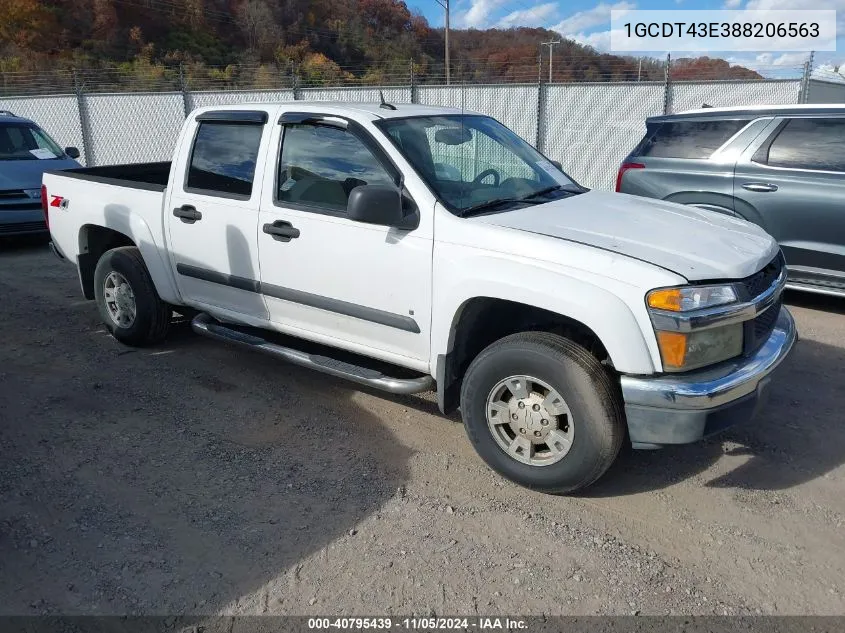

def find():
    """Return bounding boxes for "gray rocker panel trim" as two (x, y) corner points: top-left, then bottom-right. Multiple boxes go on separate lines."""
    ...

(176, 263), (420, 333)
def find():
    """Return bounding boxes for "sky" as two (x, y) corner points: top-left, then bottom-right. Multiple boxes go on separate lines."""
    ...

(408, 0), (845, 76)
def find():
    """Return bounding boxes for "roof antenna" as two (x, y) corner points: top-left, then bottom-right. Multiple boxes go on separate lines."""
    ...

(379, 90), (397, 111)
(701, 103), (713, 108)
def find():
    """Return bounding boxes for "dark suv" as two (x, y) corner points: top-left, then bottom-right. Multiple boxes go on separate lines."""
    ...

(0, 110), (80, 237)
(617, 105), (845, 297)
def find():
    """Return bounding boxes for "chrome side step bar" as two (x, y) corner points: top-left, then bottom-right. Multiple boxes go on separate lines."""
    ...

(191, 313), (434, 395)
(785, 282), (845, 299)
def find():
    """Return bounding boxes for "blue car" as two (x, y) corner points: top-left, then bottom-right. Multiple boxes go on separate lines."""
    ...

(1, 110), (81, 236)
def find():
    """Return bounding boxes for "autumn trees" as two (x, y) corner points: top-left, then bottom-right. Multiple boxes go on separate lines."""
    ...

(0, 0), (762, 90)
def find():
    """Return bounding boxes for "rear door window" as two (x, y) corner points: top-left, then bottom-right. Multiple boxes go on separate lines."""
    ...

(638, 120), (748, 159)
(754, 118), (845, 172)
(186, 122), (263, 198)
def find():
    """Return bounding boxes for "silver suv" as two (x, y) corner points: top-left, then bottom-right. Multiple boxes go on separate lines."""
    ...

(617, 104), (845, 297)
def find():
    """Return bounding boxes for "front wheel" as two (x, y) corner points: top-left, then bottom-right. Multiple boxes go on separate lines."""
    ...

(459, 331), (624, 494)
(93, 246), (171, 346)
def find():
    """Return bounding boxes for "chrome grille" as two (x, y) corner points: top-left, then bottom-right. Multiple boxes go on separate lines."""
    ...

(739, 252), (785, 301)
(754, 298), (782, 338)
(0, 190), (27, 200)
(739, 253), (785, 356)
(0, 202), (41, 210)
(0, 220), (46, 234)
(743, 297), (782, 355)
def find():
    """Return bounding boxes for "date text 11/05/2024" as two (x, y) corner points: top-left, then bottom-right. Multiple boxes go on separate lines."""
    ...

(307, 617), (529, 630)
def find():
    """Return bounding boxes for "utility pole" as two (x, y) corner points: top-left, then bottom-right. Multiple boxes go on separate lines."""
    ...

(540, 40), (560, 83)
(434, 0), (450, 85)
(801, 51), (816, 103)
(538, 44), (542, 83)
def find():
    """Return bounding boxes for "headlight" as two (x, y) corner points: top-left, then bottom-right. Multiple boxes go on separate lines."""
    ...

(647, 283), (743, 371)
(656, 324), (743, 371)
(647, 285), (737, 312)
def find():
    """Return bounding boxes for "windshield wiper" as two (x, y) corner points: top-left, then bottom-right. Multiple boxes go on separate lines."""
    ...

(457, 184), (585, 218)
(457, 197), (540, 218)
(522, 185), (564, 199)
(523, 184), (584, 200)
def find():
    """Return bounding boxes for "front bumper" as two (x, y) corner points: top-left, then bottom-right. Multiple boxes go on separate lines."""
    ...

(621, 306), (797, 448)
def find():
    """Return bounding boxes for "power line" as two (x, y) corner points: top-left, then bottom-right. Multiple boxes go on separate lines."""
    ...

(113, 0), (233, 22)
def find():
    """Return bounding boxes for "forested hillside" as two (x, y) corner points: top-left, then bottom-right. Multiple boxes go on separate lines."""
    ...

(0, 0), (761, 87)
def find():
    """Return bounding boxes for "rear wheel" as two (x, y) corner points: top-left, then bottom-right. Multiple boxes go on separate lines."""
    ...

(93, 246), (171, 346)
(459, 331), (624, 494)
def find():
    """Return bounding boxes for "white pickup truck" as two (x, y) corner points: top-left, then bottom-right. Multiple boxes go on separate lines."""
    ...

(43, 101), (797, 493)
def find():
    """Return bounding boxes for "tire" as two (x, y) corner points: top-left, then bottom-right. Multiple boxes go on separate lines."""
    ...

(93, 246), (171, 346)
(459, 331), (624, 494)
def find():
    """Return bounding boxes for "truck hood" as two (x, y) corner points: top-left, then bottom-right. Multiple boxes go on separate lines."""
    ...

(475, 190), (778, 281)
(0, 158), (80, 190)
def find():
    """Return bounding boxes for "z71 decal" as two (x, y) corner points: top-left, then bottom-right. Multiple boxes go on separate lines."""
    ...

(50, 195), (69, 210)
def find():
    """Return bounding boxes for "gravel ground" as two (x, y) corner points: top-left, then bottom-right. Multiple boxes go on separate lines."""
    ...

(1, 238), (844, 617)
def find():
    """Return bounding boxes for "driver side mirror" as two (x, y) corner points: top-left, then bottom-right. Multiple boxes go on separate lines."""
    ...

(65, 147), (80, 159)
(347, 185), (418, 230)
(550, 160), (562, 170)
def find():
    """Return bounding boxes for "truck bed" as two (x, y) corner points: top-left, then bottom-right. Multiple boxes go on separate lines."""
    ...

(46, 162), (171, 192)
(43, 162), (176, 304)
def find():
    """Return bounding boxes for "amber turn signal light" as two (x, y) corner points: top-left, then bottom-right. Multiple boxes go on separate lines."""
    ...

(656, 330), (688, 369)
(647, 288), (683, 311)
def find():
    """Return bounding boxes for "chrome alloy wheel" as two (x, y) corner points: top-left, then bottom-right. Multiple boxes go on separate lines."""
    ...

(485, 375), (574, 466)
(103, 271), (137, 328)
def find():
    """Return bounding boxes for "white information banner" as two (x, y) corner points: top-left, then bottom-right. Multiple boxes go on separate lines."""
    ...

(610, 10), (836, 52)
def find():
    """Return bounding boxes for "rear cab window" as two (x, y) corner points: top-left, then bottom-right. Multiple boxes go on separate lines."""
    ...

(184, 112), (267, 199)
(635, 119), (749, 160)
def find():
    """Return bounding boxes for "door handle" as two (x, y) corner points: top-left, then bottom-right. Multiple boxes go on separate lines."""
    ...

(741, 182), (779, 193)
(173, 205), (202, 223)
(263, 220), (300, 242)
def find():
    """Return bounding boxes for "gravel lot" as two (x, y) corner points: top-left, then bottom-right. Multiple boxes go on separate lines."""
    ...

(2, 237), (844, 617)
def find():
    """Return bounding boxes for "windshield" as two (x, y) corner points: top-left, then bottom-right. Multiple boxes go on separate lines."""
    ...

(0, 123), (66, 161)
(377, 114), (580, 216)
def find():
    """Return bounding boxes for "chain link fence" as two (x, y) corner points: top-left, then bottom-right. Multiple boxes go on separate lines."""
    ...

(190, 89), (296, 110)
(541, 82), (666, 191)
(668, 79), (803, 114)
(418, 84), (540, 149)
(0, 61), (816, 188)
(84, 92), (186, 165)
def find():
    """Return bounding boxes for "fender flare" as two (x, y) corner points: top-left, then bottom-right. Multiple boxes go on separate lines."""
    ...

(432, 261), (660, 378)
(79, 209), (181, 305)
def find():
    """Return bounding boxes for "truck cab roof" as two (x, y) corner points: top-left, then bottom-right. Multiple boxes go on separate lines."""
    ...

(191, 101), (480, 122)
